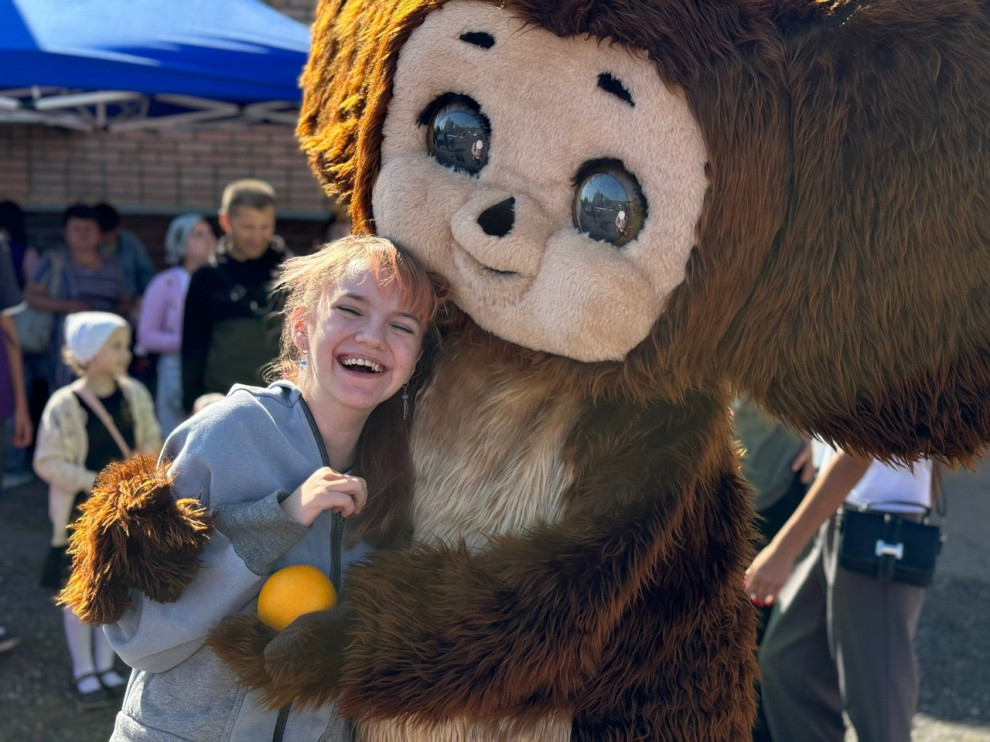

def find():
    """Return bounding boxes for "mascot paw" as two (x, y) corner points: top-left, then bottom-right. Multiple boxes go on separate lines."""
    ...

(260, 609), (345, 710)
(207, 614), (278, 691)
(58, 454), (215, 624)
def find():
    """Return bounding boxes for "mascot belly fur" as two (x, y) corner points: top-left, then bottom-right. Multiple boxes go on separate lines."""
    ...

(349, 331), (754, 740)
(63, 0), (990, 740)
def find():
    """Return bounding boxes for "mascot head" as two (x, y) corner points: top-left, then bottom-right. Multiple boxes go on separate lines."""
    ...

(299, 0), (990, 463)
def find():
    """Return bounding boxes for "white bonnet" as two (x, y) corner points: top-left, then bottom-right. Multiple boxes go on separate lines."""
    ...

(164, 213), (206, 266)
(64, 311), (129, 365)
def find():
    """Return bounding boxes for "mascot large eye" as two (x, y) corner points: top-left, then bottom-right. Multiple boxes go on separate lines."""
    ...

(421, 94), (491, 176)
(572, 160), (647, 247)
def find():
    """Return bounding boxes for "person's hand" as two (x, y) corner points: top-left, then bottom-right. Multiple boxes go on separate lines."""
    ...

(262, 608), (347, 707)
(208, 607), (348, 709)
(11, 401), (32, 448)
(67, 300), (91, 313)
(206, 613), (277, 691)
(792, 441), (816, 484)
(280, 468), (367, 527)
(744, 543), (795, 608)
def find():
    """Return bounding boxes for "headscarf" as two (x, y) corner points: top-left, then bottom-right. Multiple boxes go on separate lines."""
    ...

(164, 213), (205, 266)
(64, 311), (129, 365)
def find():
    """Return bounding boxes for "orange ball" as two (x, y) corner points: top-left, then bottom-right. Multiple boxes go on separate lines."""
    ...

(257, 565), (337, 632)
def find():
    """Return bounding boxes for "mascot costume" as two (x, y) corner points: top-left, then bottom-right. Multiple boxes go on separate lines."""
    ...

(62, 0), (989, 739)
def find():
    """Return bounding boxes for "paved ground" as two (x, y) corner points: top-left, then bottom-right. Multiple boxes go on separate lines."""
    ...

(0, 460), (987, 741)
(901, 461), (990, 742)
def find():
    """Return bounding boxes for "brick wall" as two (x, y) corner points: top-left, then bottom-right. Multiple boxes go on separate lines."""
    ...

(0, 0), (330, 261)
(0, 124), (327, 216)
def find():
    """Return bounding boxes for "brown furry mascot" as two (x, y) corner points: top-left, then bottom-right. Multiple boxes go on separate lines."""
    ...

(64, 0), (990, 740)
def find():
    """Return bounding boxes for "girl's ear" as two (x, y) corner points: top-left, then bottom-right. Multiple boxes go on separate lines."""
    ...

(290, 306), (310, 353)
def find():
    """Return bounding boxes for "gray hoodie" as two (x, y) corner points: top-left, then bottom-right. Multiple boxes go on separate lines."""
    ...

(107, 381), (371, 741)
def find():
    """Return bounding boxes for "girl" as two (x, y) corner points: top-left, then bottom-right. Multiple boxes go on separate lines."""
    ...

(97, 236), (441, 741)
(136, 214), (217, 436)
(34, 311), (162, 709)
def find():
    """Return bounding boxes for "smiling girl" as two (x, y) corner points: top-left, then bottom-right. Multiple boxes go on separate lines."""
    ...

(95, 236), (443, 741)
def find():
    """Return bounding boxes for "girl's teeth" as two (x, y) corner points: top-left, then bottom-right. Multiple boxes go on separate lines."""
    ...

(344, 358), (383, 372)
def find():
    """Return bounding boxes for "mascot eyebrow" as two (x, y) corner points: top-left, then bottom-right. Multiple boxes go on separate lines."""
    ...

(597, 72), (634, 107)
(455, 30), (634, 110)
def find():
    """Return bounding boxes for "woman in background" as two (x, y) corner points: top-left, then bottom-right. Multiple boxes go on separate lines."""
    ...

(137, 215), (216, 436)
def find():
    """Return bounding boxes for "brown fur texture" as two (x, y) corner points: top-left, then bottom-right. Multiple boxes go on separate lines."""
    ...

(336, 372), (756, 740)
(207, 614), (281, 693)
(282, 0), (989, 738)
(300, 0), (990, 464)
(127, 0), (989, 739)
(58, 454), (214, 625)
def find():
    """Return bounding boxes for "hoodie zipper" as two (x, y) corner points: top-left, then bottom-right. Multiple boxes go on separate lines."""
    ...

(272, 396), (344, 742)
(298, 395), (344, 586)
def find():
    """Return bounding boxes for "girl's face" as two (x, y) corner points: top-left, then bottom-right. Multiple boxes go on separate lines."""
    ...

(183, 220), (216, 272)
(297, 265), (425, 417)
(86, 326), (132, 379)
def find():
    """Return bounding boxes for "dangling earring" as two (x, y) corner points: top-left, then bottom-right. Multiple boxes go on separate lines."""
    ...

(299, 351), (308, 368)
(401, 384), (410, 420)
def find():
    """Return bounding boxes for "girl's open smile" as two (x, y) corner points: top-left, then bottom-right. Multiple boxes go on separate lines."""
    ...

(338, 354), (386, 374)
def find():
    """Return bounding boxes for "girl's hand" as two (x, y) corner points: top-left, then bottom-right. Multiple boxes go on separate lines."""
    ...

(280, 468), (367, 527)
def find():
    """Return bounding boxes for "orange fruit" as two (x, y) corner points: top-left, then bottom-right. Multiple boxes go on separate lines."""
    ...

(257, 565), (337, 632)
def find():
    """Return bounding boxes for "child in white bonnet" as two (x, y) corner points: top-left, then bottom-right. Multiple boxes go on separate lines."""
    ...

(34, 311), (162, 711)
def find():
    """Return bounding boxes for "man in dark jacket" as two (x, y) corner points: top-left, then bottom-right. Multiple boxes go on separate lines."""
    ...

(181, 179), (287, 412)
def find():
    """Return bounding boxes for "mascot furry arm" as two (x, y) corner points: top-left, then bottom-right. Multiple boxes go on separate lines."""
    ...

(58, 455), (214, 625)
(63, 0), (989, 740)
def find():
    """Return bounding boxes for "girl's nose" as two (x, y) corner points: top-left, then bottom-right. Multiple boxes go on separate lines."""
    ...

(356, 321), (387, 347)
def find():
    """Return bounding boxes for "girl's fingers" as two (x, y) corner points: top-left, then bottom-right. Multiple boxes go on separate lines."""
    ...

(322, 472), (367, 512)
(320, 482), (367, 515)
(329, 499), (355, 518)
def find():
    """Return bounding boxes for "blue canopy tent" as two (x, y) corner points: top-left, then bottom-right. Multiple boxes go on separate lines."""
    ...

(0, 0), (310, 130)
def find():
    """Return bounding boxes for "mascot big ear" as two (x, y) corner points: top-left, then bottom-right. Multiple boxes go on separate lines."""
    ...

(298, 0), (444, 233)
(719, 1), (990, 465)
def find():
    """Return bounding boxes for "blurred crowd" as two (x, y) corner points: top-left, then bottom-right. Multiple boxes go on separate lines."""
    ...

(0, 180), (350, 706)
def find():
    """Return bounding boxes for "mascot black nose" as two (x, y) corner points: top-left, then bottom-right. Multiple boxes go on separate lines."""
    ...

(477, 197), (515, 237)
